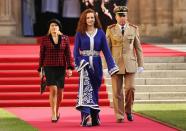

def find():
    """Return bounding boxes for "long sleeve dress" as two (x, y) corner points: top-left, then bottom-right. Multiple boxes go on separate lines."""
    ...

(73, 28), (119, 115)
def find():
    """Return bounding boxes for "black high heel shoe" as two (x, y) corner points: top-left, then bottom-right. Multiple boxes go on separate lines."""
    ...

(51, 118), (58, 123)
(51, 114), (60, 123)
(57, 113), (60, 121)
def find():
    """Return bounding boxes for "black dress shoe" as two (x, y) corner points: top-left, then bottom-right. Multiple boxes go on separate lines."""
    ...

(92, 118), (100, 126)
(126, 113), (133, 121)
(91, 110), (100, 126)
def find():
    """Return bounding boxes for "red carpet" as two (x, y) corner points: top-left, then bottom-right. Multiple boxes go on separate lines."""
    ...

(0, 43), (109, 107)
(0, 42), (186, 107)
(0, 43), (186, 57)
(5, 107), (178, 131)
(142, 43), (186, 56)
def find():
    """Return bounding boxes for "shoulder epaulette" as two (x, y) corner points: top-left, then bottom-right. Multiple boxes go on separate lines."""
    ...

(107, 24), (116, 29)
(129, 23), (138, 28)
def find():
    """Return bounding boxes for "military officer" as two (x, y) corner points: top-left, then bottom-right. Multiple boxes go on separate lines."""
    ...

(106, 6), (144, 123)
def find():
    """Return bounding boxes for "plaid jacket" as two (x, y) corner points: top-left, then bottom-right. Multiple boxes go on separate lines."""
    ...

(38, 35), (74, 71)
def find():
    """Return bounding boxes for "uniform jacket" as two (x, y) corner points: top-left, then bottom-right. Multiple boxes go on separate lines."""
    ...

(106, 23), (144, 74)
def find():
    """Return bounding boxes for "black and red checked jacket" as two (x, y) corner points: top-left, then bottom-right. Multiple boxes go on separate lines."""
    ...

(38, 35), (74, 71)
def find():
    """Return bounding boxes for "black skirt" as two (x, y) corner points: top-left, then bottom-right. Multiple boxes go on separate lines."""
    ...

(43, 66), (66, 88)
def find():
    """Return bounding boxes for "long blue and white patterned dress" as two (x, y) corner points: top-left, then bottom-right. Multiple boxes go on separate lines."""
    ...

(73, 28), (119, 115)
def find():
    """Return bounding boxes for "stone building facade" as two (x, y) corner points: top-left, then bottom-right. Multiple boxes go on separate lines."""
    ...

(0, 0), (186, 43)
(128, 0), (186, 43)
(0, 0), (22, 36)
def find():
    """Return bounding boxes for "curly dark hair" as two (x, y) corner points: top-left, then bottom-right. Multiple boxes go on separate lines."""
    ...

(76, 8), (102, 34)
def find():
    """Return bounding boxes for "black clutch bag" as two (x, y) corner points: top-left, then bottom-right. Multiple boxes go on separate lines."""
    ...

(40, 68), (47, 94)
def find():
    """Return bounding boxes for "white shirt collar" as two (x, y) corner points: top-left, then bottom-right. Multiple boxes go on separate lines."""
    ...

(117, 24), (126, 30)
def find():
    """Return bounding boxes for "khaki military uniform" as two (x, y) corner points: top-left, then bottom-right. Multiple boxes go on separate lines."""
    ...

(106, 23), (144, 120)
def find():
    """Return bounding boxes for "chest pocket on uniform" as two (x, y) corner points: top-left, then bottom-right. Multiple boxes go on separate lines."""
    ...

(111, 35), (122, 57)
(127, 35), (135, 44)
(112, 35), (122, 47)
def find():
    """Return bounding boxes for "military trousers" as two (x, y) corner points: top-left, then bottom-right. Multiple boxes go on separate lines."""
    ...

(111, 73), (135, 120)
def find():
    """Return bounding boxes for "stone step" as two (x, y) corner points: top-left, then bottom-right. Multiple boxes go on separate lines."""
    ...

(109, 99), (186, 107)
(136, 70), (186, 78)
(108, 92), (186, 102)
(144, 63), (186, 70)
(105, 78), (186, 85)
(136, 85), (186, 92)
(109, 100), (186, 107)
(135, 92), (186, 100)
(136, 78), (186, 85)
(109, 92), (186, 107)
(156, 44), (186, 52)
(144, 56), (186, 63)
(134, 100), (186, 103)
(0, 37), (36, 44)
(105, 70), (186, 78)
(141, 36), (172, 43)
(106, 85), (186, 92)
(108, 92), (186, 106)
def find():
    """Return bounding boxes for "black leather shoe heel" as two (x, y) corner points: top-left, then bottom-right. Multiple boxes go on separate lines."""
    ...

(57, 113), (60, 121)
(126, 113), (133, 121)
(51, 119), (58, 123)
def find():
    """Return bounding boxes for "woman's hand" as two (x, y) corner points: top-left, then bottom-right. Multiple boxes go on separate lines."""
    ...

(66, 69), (72, 77)
(38, 67), (45, 79)
(39, 71), (43, 79)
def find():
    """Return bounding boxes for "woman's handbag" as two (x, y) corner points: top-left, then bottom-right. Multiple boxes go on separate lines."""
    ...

(40, 68), (47, 94)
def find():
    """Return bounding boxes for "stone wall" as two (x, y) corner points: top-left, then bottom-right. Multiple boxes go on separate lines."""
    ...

(0, 0), (186, 43)
(0, 0), (21, 36)
(128, 0), (186, 43)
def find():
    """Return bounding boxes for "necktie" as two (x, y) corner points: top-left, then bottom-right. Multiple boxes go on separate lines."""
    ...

(121, 26), (124, 35)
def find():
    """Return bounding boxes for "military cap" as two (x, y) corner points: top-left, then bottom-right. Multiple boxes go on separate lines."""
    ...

(114, 6), (128, 14)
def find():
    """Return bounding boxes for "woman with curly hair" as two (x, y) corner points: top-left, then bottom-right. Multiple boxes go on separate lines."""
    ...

(74, 9), (119, 127)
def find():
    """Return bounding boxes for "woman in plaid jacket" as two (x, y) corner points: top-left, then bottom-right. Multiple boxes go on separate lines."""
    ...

(38, 19), (74, 123)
